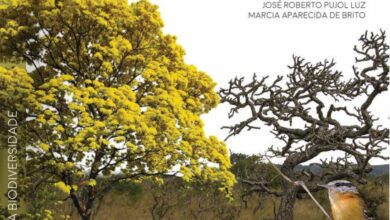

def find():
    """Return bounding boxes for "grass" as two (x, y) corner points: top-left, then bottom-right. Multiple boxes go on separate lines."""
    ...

(62, 179), (388, 220)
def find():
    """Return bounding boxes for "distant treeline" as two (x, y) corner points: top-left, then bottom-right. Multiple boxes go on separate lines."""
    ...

(294, 164), (389, 176)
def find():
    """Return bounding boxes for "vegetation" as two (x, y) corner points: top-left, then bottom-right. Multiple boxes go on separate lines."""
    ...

(220, 31), (389, 220)
(0, 0), (388, 219)
(0, 0), (234, 219)
(17, 153), (389, 220)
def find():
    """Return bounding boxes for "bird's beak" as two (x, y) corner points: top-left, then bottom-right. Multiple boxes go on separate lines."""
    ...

(318, 184), (329, 189)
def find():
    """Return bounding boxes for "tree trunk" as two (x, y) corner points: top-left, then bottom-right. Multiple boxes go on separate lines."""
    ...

(276, 165), (298, 220)
(81, 215), (90, 220)
(80, 204), (93, 220)
(70, 191), (91, 220)
(79, 208), (92, 220)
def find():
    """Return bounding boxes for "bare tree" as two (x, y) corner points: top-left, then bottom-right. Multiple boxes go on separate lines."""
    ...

(219, 31), (389, 220)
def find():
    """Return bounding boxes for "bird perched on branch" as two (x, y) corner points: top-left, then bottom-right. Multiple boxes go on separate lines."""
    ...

(319, 180), (369, 220)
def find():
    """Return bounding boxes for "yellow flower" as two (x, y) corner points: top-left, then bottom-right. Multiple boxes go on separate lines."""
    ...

(54, 181), (71, 195)
(39, 143), (50, 152)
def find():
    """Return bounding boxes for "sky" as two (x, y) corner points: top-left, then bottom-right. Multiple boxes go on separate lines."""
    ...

(148, 0), (390, 165)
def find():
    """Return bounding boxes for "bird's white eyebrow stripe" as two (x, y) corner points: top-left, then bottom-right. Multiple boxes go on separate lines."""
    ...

(335, 182), (353, 187)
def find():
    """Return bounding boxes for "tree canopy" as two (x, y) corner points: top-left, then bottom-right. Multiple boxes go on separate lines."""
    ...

(0, 0), (234, 219)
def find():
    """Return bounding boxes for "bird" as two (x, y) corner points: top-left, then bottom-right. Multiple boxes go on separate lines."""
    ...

(319, 180), (369, 220)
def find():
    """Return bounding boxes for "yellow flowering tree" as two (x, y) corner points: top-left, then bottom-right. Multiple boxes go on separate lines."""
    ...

(0, 1), (235, 219)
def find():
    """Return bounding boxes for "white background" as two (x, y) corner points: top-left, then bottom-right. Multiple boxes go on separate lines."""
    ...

(149, 0), (390, 165)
